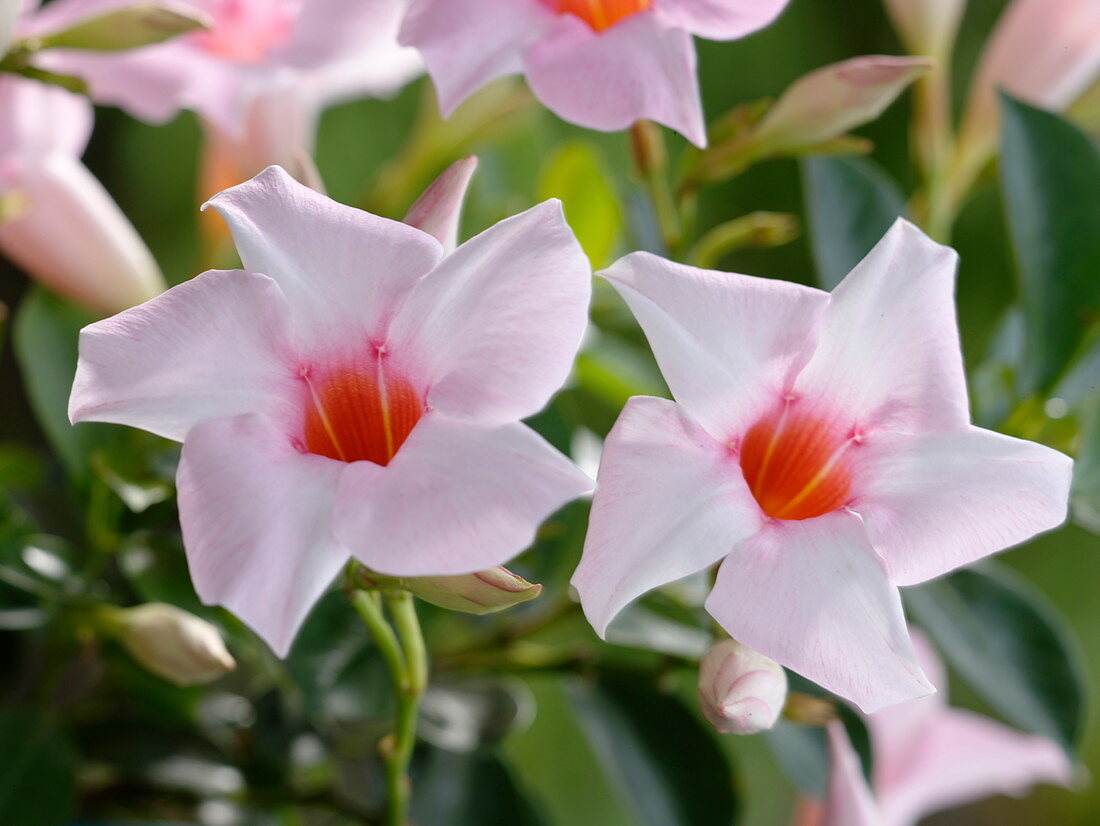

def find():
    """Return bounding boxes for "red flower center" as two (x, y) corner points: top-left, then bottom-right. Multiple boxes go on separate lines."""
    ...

(739, 407), (855, 521)
(303, 365), (424, 465)
(548, 0), (652, 31)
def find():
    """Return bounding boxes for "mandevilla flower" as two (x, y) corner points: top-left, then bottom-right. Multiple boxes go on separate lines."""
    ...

(0, 74), (164, 314)
(31, 0), (420, 194)
(572, 219), (1072, 712)
(69, 165), (594, 655)
(697, 638), (787, 736)
(794, 634), (1072, 826)
(399, 0), (793, 148)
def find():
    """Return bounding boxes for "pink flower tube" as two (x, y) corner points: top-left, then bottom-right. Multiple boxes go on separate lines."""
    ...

(69, 166), (594, 655)
(0, 75), (163, 314)
(399, 0), (793, 147)
(573, 220), (1071, 712)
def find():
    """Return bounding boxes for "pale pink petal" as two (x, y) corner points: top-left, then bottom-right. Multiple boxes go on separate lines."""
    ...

(878, 710), (1072, 826)
(706, 511), (933, 713)
(854, 426), (1072, 586)
(0, 75), (91, 159)
(600, 251), (828, 441)
(403, 156), (478, 254)
(822, 721), (886, 826)
(178, 412), (349, 657)
(524, 13), (706, 147)
(203, 166), (443, 350)
(69, 269), (302, 441)
(399, 0), (552, 117)
(1, 1), (21, 70)
(0, 154), (164, 315)
(792, 219), (968, 434)
(572, 396), (764, 637)
(656, 0), (791, 40)
(334, 412), (592, 576)
(387, 199), (590, 424)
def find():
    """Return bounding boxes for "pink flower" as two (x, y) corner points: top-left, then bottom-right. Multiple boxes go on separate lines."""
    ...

(801, 634), (1073, 826)
(68, 165), (594, 655)
(30, 0), (420, 189)
(399, 0), (792, 148)
(572, 219), (1072, 712)
(0, 74), (164, 314)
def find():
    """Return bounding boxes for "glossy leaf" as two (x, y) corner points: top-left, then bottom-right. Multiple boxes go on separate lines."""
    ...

(906, 563), (1087, 755)
(1071, 392), (1100, 533)
(0, 710), (77, 826)
(1000, 94), (1100, 395)
(412, 748), (548, 826)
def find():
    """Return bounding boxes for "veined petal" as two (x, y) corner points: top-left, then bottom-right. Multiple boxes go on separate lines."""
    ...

(335, 412), (592, 576)
(399, 0), (552, 117)
(70, 269), (301, 442)
(523, 13), (706, 147)
(178, 412), (349, 657)
(822, 721), (886, 826)
(572, 396), (764, 637)
(656, 0), (791, 40)
(792, 219), (968, 434)
(854, 426), (1072, 586)
(601, 251), (828, 440)
(388, 199), (590, 424)
(706, 510), (933, 713)
(203, 166), (443, 350)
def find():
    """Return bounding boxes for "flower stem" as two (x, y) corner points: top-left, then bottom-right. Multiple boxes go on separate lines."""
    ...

(631, 121), (683, 257)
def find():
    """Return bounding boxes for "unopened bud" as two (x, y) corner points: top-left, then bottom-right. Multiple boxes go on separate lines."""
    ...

(698, 639), (787, 735)
(364, 567), (543, 615)
(108, 603), (235, 686)
(404, 156), (478, 254)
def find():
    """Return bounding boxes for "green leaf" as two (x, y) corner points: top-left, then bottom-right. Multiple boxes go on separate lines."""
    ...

(36, 5), (208, 52)
(0, 710), (77, 826)
(412, 748), (549, 826)
(1071, 392), (1100, 533)
(906, 563), (1088, 754)
(1000, 94), (1100, 395)
(766, 694), (871, 798)
(538, 141), (623, 269)
(801, 156), (906, 289)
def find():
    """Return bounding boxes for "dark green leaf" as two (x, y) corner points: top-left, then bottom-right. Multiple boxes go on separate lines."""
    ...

(766, 703), (871, 798)
(906, 563), (1087, 754)
(411, 748), (548, 826)
(801, 156), (906, 289)
(0, 710), (77, 826)
(1071, 392), (1100, 533)
(1000, 94), (1100, 395)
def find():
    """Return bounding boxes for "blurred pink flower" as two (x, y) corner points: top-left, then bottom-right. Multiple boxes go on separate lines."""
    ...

(69, 165), (593, 655)
(0, 74), (164, 314)
(28, 0), (421, 191)
(572, 219), (1071, 712)
(797, 634), (1073, 826)
(399, 0), (793, 147)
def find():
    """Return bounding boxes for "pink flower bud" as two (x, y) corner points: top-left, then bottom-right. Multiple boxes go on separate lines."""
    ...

(367, 566), (543, 615)
(112, 603), (236, 686)
(404, 156), (478, 254)
(753, 56), (931, 151)
(697, 639), (788, 735)
(882, 0), (967, 57)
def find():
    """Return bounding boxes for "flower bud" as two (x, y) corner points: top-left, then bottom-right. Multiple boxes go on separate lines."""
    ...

(404, 156), (478, 254)
(882, 0), (967, 58)
(364, 566), (542, 615)
(697, 639), (787, 735)
(110, 603), (236, 686)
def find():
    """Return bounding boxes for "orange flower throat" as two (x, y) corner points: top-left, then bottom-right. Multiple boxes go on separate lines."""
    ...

(739, 408), (855, 521)
(550, 0), (652, 31)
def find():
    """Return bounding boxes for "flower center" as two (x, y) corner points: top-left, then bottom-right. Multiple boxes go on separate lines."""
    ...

(738, 406), (855, 521)
(546, 0), (652, 31)
(302, 364), (423, 465)
(190, 0), (294, 64)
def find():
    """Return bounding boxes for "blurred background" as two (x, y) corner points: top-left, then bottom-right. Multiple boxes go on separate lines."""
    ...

(1, 0), (1098, 823)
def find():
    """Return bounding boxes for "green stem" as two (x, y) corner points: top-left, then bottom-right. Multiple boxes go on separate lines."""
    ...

(630, 121), (683, 257)
(351, 590), (407, 692)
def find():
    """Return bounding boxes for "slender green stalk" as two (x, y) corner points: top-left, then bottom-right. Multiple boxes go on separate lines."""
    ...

(630, 121), (683, 256)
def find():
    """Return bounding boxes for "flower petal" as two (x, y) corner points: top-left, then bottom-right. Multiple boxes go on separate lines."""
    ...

(600, 251), (828, 440)
(572, 396), (764, 637)
(0, 74), (91, 158)
(335, 412), (593, 576)
(523, 13), (706, 147)
(70, 269), (301, 441)
(792, 219), (968, 434)
(399, 0), (551, 117)
(854, 426), (1072, 586)
(387, 199), (590, 424)
(178, 412), (349, 657)
(203, 166), (443, 350)
(706, 510), (933, 713)
(656, 0), (791, 40)
(822, 721), (886, 826)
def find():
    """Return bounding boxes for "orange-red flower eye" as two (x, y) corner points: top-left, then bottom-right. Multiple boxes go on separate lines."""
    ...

(551, 0), (652, 31)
